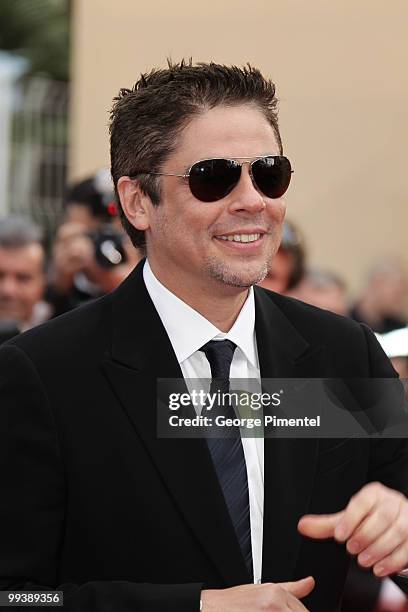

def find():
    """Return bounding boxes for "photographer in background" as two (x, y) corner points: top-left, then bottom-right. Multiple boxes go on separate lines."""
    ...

(0, 216), (49, 345)
(47, 169), (141, 316)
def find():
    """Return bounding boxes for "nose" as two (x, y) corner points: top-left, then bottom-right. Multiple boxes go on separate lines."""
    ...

(227, 164), (266, 215)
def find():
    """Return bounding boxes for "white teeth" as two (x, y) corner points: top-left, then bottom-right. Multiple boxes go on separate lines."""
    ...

(218, 233), (261, 243)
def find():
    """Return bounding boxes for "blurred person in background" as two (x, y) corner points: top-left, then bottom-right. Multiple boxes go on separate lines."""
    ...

(0, 216), (49, 344)
(295, 269), (348, 316)
(258, 219), (305, 294)
(350, 258), (408, 333)
(47, 169), (141, 316)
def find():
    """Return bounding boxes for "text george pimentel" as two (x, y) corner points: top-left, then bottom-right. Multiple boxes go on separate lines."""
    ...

(167, 414), (321, 429)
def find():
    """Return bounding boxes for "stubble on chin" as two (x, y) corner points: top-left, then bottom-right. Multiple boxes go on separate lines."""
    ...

(203, 255), (271, 289)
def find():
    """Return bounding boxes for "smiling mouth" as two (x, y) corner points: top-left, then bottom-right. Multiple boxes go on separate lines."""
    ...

(215, 233), (262, 243)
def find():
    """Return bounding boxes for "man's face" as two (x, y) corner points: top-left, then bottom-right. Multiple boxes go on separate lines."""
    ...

(0, 244), (45, 324)
(143, 104), (286, 294)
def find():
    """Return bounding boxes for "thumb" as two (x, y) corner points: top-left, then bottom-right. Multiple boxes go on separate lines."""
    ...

(298, 511), (344, 539)
(280, 576), (315, 598)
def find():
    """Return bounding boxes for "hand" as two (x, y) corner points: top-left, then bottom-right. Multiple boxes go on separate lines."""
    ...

(201, 576), (314, 611)
(298, 482), (408, 577)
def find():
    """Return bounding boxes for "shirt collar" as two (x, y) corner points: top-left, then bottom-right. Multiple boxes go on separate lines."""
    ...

(143, 259), (257, 367)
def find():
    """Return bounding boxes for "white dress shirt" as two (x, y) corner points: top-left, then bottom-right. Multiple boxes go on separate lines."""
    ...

(143, 259), (264, 583)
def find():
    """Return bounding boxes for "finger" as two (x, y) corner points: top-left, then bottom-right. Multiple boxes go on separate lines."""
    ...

(298, 513), (343, 539)
(373, 541), (408, 577)
(348, 495), (404, 558)
(287, 592), (310, 611)
(334, 483), (382, 542)
(281, 576), (315, 598)
(288, 600), (308, 611)
(357, 521), (407, 569)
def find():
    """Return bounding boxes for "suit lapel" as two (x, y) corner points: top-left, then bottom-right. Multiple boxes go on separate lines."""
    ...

(254, 288), (323, 582)
(102, 261), (250, 586)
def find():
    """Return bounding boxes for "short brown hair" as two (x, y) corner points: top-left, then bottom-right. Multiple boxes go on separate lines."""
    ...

(109, 60), (283, 249)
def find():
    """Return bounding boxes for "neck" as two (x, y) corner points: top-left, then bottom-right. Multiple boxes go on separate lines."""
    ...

(148, 260), (249, 332)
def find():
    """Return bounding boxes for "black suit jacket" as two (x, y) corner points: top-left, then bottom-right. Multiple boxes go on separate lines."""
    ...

(1, 260), (407, 611)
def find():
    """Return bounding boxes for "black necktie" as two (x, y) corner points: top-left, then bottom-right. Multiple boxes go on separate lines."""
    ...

(200, 339), (253, 578)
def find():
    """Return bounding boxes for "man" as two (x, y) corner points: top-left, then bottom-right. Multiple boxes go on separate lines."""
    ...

(1, 62), (408, 612)
(0, 216), (48, 343)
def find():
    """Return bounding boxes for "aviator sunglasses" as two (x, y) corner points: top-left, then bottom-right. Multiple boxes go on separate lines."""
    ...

(131, 155), (293, 203)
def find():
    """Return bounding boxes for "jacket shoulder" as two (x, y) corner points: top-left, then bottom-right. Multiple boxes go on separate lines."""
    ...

(256, 287), (362, 339)
(255, 287), (394, 377)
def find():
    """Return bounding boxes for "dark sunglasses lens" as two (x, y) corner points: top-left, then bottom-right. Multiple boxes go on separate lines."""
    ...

(252, 156), (292, 198)
(188, 159), (241, 202)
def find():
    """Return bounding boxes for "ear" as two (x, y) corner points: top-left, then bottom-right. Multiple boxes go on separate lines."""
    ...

(117, 176), (151, 231)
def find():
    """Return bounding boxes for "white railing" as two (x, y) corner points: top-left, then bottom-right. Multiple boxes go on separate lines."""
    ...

(6, 75), (69, 236)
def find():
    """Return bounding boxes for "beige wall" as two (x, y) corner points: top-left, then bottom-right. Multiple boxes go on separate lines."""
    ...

(70, 0), (408, 294)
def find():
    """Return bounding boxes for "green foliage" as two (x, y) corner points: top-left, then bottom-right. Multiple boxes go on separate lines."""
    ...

(0, 0), (70, 81)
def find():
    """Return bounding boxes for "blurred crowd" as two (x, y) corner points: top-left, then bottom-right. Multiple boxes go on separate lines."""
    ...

(0, 170), (142, 345)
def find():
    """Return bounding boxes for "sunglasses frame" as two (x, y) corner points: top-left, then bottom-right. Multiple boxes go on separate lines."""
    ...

(130, 155), (293, 201)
